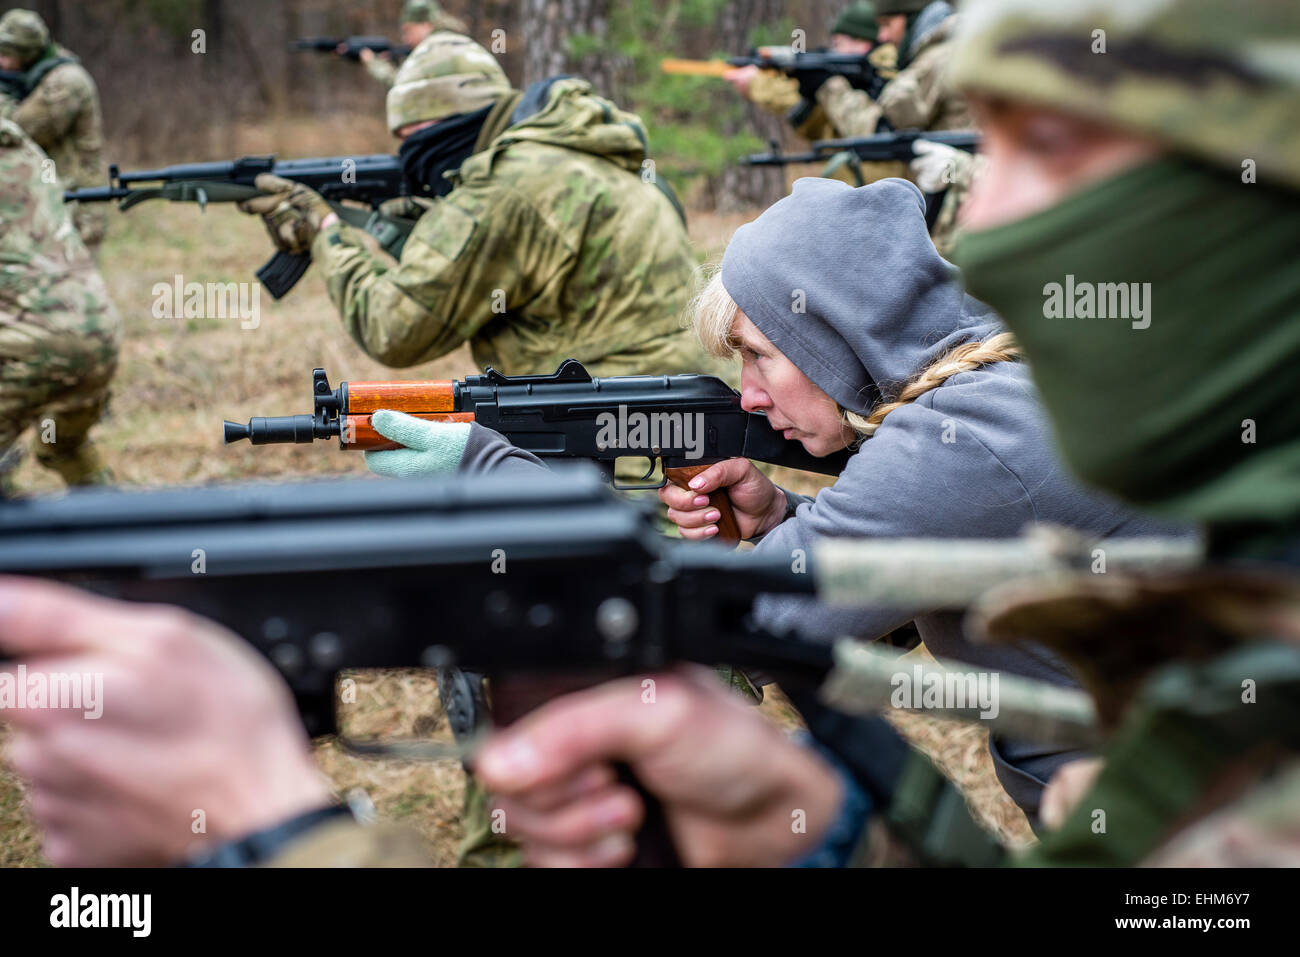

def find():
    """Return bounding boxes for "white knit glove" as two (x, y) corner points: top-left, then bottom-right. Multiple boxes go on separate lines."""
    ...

(910, 139), (972, 193)
(363, 410), (472, 478)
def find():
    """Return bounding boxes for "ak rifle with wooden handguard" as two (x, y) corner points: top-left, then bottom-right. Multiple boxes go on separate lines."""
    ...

(223, 359), (851, 546)
(661, 48), (886, 98)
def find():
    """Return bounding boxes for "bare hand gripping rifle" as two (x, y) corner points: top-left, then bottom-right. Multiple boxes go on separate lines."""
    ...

(62, 154), (415, 299)
(223, 359), (853, 546)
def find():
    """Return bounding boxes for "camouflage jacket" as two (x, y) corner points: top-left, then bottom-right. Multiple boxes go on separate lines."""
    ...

(816, 15), (974, 137)
(0, 119), (120, 373)
(313, 77), (709, 380)
(1, 46), (107, 247)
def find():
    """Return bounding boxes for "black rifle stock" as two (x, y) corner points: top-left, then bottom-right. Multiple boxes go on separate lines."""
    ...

(223, 360), (853, 546)
(63, 154), (415, 299)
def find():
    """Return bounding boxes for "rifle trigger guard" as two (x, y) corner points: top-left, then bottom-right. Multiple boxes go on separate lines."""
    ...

(612, 457), (667, 492)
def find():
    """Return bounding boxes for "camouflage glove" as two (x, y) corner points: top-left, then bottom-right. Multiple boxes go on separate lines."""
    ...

(910, 140), (975, 193)
(237, 173), (334, 255)
(363, 410), (472, 478)
(376, 195), (430, 220)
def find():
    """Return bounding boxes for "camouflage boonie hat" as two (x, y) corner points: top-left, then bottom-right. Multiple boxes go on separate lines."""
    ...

(950, 0), (1300, 190)
(0, 9), (49, 62)
(387, 31), (511, 133)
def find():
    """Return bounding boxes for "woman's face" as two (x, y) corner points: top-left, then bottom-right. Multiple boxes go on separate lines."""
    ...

(731, 311), (856, 457)
(961, 97), (1165, 231)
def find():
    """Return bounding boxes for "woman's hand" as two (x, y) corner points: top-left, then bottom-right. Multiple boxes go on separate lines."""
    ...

(475, 667), (844, 867)
(658, 457), (788, 540)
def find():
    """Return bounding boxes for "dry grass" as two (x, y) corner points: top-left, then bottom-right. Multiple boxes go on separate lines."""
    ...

(0, 200), (1033, 866)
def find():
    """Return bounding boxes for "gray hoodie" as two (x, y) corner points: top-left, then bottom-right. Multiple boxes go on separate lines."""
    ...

(456, 177), (1180, 818)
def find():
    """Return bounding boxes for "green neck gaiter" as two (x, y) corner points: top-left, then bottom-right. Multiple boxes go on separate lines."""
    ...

(953, 159), (1300, 557)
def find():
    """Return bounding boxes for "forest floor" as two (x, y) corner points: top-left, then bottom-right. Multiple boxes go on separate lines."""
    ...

(0, 202), (1036, 866)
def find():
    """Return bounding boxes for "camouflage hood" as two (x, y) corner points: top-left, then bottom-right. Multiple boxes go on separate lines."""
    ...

(483, 77), (649, 175)
(949, 0), (1300, 190)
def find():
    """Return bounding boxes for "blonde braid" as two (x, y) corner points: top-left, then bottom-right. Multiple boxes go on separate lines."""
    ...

(842, 332), (1022, 441)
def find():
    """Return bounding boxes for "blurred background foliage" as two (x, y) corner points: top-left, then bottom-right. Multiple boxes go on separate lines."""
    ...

(22, 0), (848, 209)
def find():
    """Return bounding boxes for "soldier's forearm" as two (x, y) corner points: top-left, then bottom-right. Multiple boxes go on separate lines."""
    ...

(817, 78), (884, 138)
(314, 223), (470, 368)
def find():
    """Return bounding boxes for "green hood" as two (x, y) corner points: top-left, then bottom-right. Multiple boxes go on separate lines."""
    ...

(481, 77), (649, 174)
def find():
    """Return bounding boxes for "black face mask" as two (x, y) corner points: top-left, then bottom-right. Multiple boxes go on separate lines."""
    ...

(398, 104), (493, 199)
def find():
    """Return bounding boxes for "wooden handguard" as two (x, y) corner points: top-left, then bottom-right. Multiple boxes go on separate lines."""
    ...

(342, 412), (475, 450)
(659, 58), (732, 77)
(345, 380), (457, 415)
(663, 464), (742, 547)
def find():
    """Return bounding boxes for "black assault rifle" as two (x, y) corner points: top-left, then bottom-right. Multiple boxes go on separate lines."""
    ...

(742, 128), (981, 169)
(0, 470), (913, 866)
(223, 360), (853, 545)
(62, 154), (415, 299)
(1, 473), (1159, 866)
(290, 36), (413, 62)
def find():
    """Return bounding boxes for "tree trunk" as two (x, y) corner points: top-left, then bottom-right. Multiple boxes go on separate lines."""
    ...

(519, 0), (617, 97)
(713, 0), (786, 212)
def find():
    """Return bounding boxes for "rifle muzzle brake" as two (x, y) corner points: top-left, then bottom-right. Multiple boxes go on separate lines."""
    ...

(224, 415), (333, 445)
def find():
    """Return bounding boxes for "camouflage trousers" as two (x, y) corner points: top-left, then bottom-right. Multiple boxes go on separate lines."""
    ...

(0, 319), (117, 492)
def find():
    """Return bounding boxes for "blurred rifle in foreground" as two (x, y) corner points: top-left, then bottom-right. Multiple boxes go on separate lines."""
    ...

(662, 48), (886, 98)
(0, 471), (1199, 863)
(290, 36), (412, 62)
(224, 360), (852, 546)
(63, 155), (414, 299)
